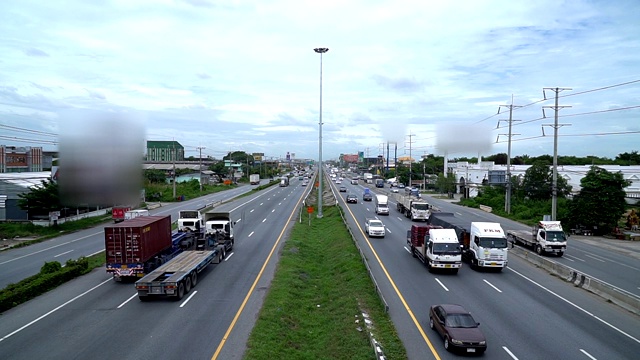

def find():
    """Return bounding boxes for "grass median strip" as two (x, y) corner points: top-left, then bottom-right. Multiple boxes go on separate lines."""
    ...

(244, 206), (407, 359)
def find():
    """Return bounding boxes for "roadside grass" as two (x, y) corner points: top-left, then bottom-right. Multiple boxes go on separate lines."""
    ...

(244, 206), (407, 360)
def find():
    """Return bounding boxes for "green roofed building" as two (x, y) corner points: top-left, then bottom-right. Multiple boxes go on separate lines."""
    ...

(146, 141), (184, 162)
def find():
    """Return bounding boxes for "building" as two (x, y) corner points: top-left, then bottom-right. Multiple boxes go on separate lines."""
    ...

(146, 141), (184, 162)
(449, 161), (640, 203)
(0, 145), (43, 173)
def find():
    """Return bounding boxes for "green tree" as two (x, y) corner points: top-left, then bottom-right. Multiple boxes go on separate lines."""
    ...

(144, 169), (167, 184)
(568, 166), (631, 234)
(521, 161), (571, 201)
(17, 179), (61, 217)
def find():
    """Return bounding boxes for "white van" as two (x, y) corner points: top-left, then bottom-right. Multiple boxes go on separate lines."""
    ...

(375, 194), (389, 215)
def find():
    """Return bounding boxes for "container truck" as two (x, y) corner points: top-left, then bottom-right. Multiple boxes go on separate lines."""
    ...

(395, 193), (431, 221)
(112, 206), (132, 223)
(105, 215), (184, 281)
(250, 174), (260, 185)
(279, 176), (290, 187)
(506, 221), (567, 256)
(406, 225), (462, 273)
(428, 213), (508, 271)
(375, 178), (385, 188)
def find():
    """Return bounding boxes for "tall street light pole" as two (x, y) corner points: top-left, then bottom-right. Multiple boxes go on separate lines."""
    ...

(314, 47), (328, 218)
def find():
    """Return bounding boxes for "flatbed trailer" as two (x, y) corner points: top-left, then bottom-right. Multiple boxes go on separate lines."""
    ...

(135, 248), (223, 301)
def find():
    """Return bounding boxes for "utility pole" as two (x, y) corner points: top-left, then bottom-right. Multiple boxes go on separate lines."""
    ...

(172, 140), (177, 199)
(542, 87), (572, 221)
(407, 133), (414, 188)
(497, 96), (521, 214)
(197, 146), (206, 191)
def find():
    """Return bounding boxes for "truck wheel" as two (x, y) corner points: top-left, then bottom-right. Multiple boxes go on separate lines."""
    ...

(139, 296), (150, 302)
(427, 263), (433, 273)
(536, 245), (543, 255)
(185, 276), (192, 293)
(220, 248), (226, 260)
(191, 272), (198, 287)
(411, 245), (417, 258)
(557, 251), (564, 257)
(452, 269), (459, 275)
(176, 282), (185, 300)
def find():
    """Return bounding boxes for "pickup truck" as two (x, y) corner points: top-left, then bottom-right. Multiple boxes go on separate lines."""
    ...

(365, 218), (386, 238)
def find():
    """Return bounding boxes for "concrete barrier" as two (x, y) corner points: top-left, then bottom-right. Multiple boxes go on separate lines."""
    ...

(479, 205), (493, 213)
(509, 244), (640, 315)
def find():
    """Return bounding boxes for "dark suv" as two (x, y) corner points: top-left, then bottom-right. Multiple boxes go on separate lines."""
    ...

(363, 192), (372, 201)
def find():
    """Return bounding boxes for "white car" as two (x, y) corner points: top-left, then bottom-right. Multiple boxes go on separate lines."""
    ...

(390, 188), (399, 193)
(365, 219), (386, 238)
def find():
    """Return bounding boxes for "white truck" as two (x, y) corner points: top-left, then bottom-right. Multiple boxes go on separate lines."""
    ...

(428, 213), (508, 271)
(395, 193), (431, 221)
(250, 174), (260, 185)
(407, 225), (462, 273)
(364, 173), (373, 184)
(365, 218), (386, 238)
(375, 194), (390, 215)
(203, 211), (235, 244)
(506, 221), (567, 256)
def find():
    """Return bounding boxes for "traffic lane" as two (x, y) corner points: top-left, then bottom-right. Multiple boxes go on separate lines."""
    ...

(339, 201), (440, 360)
(423, 195), (640, 298)
(369, 234), (640, 360)
(343, 198), (640, 360)
(0, 186), (256, 289)
(0, 183), (305, 359)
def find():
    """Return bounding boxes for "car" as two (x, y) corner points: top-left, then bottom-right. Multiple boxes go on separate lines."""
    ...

(351, 179), (358, 185)
(363, 192), (372, 201)
(339, 185), (347, 192)
(301, 181), (308, 186)
(364, 219), (386, 237)
(346, 194), (358, 203)
(397, 183), (405, 189)
(429, 304), (487, 355)
(390, 187), (399, 193)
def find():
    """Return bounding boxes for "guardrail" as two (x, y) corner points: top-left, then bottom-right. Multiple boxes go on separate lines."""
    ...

(509, 245), (640, 315)
(479, 205), (493, 213)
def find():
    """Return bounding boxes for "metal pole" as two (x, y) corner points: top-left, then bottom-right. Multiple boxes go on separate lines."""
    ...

(314, 47), (328, 218)
(552, 88), (559, 221)
(197, 146), (205, 191)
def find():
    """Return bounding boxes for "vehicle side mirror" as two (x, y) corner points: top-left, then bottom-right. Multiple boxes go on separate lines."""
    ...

(477, 322), (480, 326)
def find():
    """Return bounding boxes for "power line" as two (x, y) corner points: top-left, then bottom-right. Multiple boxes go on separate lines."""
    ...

(0, 124), (58, 137)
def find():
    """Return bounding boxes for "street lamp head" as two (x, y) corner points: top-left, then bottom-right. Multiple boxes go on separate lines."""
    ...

(314, 47), (329, 53)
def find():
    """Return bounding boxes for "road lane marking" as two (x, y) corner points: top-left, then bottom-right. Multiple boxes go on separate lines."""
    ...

(0, 231), (102, 265)
(564, 254), (585, 262)
(0, 278), (112, 342)
(483, 279), (502, 293)
(503, 346), (519, 359)
(54, 250), (74, 258)
(508, 268), (640, 344)
(118, 293), (138, 308)
(435, 278), (449, 291)
(262, 218), (266, 223)
(250, 209), (255, 212)
(180, 291), (198, 308)
(580, 349), (597, 360)
(272, 209), (275, 213)
(248, 231), (254, 237)
(260, 203), (264, 206)
(224, 252), (234, 261)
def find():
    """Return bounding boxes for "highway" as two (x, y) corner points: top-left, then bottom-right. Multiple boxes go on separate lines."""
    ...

(331, 177), (640, 359)
(1, 175), (639, 359)
(0, 179), (312, 359)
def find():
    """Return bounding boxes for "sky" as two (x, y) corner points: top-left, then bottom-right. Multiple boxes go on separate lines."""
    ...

(1, 0), (639, 162)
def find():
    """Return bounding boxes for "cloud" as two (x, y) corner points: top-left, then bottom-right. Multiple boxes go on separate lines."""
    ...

(24, 47), (49, 57)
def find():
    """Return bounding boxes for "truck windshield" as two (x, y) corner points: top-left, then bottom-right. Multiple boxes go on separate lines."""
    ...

(478, 237), (508, 249)
(180, 211), (199, 218)
(433, 243), (461, 255)
(413, 203), (429, 210)
(546, 231), (566, 242)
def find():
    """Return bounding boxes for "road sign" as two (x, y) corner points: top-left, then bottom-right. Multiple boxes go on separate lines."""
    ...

(307, 206), (314, 214)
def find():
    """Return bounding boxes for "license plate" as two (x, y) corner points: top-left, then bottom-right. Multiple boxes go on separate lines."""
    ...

(120, 270), (130, 276)
(445, 265), (451, 268)
(467, 348), (476, 353)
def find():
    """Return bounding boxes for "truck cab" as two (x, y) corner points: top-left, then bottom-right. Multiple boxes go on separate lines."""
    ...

(424, 228), (462, 273)
(534, 221), (567, 256)
(177, 210), (204, 234)
(467, 222), (509, 270)
(375, 194), (389, 215)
